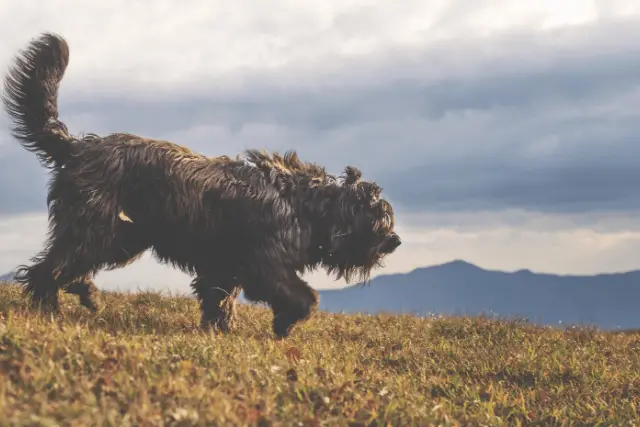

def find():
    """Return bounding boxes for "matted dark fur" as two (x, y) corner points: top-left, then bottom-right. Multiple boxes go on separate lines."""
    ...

(2, 33), (402, 338)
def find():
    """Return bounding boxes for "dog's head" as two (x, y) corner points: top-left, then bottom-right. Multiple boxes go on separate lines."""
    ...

(244, 149), (401, 283)
(310, 165), (401, 284)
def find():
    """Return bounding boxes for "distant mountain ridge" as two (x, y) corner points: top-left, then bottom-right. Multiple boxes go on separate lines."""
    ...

(2, 261), (639, 329)
(317, 260), (640, 330)
(0, 271), (14, 281)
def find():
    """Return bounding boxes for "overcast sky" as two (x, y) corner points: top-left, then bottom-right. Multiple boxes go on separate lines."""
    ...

(2, 0), (640, 293)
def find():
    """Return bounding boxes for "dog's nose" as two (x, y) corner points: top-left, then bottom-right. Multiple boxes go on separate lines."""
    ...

(381, 233), (401, 253)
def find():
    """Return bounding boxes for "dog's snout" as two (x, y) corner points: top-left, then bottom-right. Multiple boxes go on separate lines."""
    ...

(381, 233), (401, 253)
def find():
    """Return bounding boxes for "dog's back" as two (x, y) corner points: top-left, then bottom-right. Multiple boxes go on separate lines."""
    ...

(60, 133), (232, 223)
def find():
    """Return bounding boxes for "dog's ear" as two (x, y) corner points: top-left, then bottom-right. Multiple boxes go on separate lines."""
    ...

(341, 166), (362, 186)
(368, 182), (382, 203)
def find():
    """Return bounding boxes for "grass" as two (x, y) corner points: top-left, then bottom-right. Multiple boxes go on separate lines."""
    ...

(0, 282), (638, 426)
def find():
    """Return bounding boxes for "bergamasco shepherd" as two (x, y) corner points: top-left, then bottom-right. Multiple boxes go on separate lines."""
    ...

(2, 33), (402, 338)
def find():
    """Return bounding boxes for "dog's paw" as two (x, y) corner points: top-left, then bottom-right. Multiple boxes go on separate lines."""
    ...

(79, 294), (103, 313)
(29, 295), (61, 315)
(200, 316), (233, 335)
(272, 313), (295, 339)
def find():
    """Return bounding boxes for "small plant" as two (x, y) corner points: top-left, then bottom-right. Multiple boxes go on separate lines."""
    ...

(0, 283), (638, 426)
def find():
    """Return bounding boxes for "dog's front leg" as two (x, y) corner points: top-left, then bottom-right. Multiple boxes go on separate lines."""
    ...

(243, 268), (319, 339)
(191, 275), (242, 333)
(270, 279), (319, 339)
(64, 276), (103, 312)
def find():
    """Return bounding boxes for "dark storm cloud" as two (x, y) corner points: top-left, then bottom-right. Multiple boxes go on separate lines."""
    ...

(0, 142), (49, 215)
(2, 18), (640, 217)
(382, 139), (640, 215)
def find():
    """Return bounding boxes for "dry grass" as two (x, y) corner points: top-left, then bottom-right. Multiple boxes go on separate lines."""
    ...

(0, 282), (638, 426)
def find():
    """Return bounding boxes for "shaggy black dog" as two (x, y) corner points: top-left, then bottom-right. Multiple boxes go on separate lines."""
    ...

(2, 33), (402, 338)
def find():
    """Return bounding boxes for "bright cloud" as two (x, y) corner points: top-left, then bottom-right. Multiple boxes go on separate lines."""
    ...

(1, 1), (640, 291)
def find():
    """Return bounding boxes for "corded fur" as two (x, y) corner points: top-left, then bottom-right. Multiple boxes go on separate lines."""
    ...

(2, 33), (73, 169)
(2, 33), (402, 338)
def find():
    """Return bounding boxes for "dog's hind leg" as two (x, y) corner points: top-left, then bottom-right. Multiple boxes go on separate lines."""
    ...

(62, 233), (149, 312)
(191, 275), (242, 333)
(19, 218), (149, 313)
(16, 249), (98, 313)
(61, 231), (148, 313)
(15, 254), (62, 313)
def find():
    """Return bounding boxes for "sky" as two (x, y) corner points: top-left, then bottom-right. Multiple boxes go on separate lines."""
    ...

(2, 0), (640, 293)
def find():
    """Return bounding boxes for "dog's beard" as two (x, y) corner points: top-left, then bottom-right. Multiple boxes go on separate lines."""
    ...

(317, 233), (393, 285)
(323, 261), (377, 285)
(300, 167), (401, 285)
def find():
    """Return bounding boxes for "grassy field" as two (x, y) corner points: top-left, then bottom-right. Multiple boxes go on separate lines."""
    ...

(0, 282), (638, 426)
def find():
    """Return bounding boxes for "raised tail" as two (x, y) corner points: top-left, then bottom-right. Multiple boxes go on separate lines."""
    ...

(2, 33), (74, 169)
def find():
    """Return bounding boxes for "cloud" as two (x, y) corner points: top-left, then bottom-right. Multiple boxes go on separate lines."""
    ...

(2, 1), (640, 287)
(3, 16), (640, 216)
(0, 143), (48, 215)
(1, 0), (616, 90)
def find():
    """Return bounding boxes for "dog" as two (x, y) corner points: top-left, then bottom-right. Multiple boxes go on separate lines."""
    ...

(2, 33), (402, 338)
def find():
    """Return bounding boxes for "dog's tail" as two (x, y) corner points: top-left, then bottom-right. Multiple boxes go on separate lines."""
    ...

(2, 33), (74, 169)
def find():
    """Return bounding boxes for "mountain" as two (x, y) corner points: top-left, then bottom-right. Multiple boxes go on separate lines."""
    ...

(2, 261), (638, 330)
(316, 260), (640, 330)
(0, 271), (14, 281)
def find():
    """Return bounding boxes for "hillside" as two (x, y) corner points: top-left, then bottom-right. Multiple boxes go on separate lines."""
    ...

(0, 283), (638, 426)
(317, 260), (640, 330)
